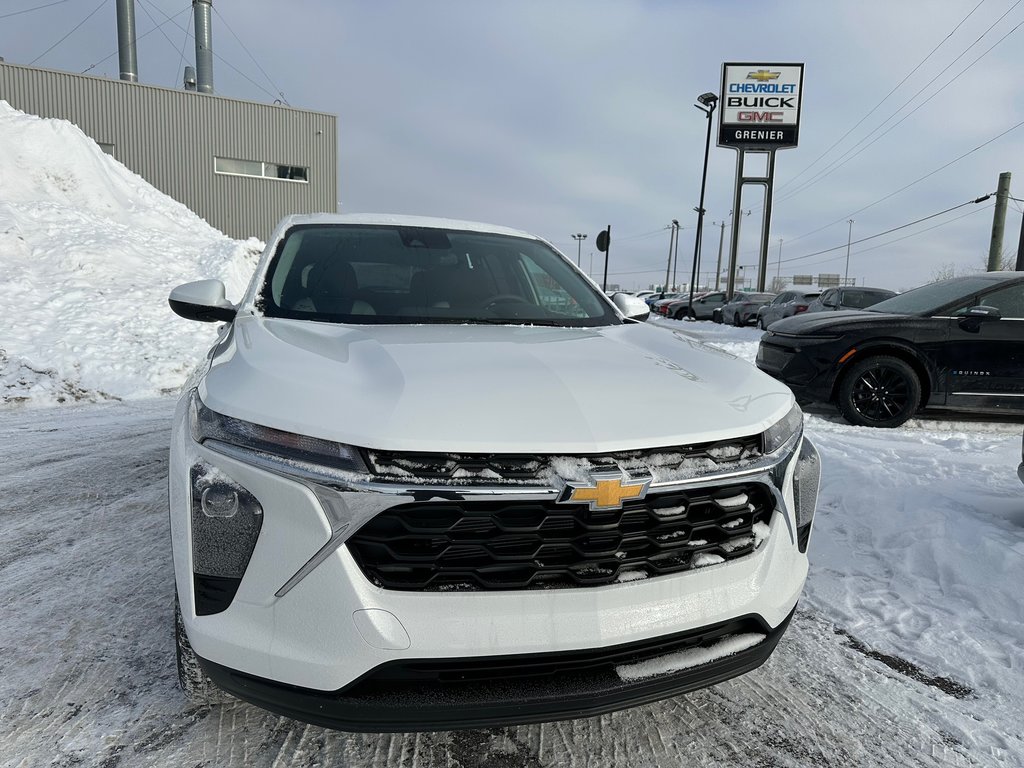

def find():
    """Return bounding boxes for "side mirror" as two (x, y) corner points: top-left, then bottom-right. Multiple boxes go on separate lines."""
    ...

(612, 292), (651, 322)
(823, 297), (838, 308)
(957, 305), (1001, 332)
(169, 279), (237, 323)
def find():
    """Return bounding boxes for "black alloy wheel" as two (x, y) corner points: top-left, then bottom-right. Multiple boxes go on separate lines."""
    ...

(837, 355), (921, 428)
(732, 311), (743, 327)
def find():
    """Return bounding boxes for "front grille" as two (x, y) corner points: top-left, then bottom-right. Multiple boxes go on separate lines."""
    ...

(756, 343), (792, 371)
(346, 482), (775, 591)
(364, 437), (763, 486)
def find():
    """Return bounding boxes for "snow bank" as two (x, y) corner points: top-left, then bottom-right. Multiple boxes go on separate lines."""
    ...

(0, 101), (262, 406)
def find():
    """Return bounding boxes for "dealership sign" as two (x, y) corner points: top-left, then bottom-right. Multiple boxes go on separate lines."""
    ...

(718, 63), (804, 149)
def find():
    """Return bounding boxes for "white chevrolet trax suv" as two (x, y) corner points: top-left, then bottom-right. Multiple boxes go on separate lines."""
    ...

(167, 213), (819, 731)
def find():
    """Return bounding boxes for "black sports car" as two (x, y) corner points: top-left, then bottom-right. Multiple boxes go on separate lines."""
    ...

(755, 273), (1024, 427)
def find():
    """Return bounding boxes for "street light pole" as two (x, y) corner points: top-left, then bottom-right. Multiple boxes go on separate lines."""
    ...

(688, 92), (718, 316)
(571, 233), (587, 267)
(844, 220), (854, 285)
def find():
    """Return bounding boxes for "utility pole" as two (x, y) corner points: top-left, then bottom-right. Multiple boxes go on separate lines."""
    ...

(713, 220), (727, 290)
(844, 220), (854, 285)
(671, 220), (681, 289)
(775, 238), (783, 289)
(988, 172), (1011, 271)
(663, 221), (678, 294)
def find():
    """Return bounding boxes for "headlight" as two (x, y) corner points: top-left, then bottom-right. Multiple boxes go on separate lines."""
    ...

(188, 390), (367, 474)
(762, 403), (803, 455)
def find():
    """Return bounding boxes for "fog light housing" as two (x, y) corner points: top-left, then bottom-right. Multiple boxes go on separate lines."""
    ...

(792, 438), (821, 553)
(190, 464), (263, 615)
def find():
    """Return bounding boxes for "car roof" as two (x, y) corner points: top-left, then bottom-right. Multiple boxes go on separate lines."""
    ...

(275, 212), (539, 240)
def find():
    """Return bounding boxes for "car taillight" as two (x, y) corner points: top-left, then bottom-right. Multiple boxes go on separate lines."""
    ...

(794, 305), (809, 314)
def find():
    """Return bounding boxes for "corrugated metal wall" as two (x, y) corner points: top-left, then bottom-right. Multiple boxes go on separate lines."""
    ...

(0, 61), (337, 241)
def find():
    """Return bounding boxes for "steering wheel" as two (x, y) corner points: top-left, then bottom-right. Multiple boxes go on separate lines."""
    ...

(481, 293), (531, 310)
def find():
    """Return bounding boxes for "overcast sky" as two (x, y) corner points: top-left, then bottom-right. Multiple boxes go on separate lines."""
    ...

(2, 0), (1022, 291)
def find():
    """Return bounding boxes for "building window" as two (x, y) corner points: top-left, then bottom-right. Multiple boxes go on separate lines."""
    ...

(215, 156), (308, 183)
(97, 142), (115, 156)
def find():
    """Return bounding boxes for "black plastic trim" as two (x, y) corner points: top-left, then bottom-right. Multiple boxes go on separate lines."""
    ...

(193, 574), (242, 615)
(169, 297), (236, 323)
(197, 608), (795, 732)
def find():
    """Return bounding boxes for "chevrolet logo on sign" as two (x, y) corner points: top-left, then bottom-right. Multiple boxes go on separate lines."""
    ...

(747, 69), (781, 82)
(558, 474), (651, 511)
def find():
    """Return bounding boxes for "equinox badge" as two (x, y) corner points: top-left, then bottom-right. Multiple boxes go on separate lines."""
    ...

(558, 473), (651, 511)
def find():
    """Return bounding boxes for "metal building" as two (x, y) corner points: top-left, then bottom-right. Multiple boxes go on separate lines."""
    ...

(0, 60), (337, 241)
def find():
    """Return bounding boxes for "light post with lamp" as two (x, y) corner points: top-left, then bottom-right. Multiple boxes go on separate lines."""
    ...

(687, 91), (718, 316)
(571, 233), (587, 267)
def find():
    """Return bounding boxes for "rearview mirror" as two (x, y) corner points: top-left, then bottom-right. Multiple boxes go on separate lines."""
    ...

(169, 279), (237, 323)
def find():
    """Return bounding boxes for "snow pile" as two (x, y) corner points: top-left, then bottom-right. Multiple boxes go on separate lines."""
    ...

(0, 101), (262, 407)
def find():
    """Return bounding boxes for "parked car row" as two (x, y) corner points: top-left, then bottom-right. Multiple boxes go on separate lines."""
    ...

(716, 292), (776, 326)
(651, 286), (896, 330)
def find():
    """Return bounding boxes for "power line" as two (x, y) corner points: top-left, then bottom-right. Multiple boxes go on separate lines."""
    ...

(782, 117), (1024, 247)
(775, 0), (989, 196)
(0, 0), (73, 20)
(211, 4), (290, 105)
(176, 4), (194, 87)
(776, 6), (1023, 205)
(135, 0), (192, 86)
(787, 203), (993, 271)
(29, 0), (106, 66)
(80, 5), (192, 75)
(779, 196), (992, 266)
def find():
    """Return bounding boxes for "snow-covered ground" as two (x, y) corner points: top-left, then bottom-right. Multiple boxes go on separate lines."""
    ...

(2, 103), (1024, 767)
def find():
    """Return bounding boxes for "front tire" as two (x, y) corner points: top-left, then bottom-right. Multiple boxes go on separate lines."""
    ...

(175, 594), (233, 705)
(837, 355), (921, 428)
(732, 311), (743, 327)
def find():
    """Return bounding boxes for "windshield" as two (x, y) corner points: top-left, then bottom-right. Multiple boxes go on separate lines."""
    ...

(258, 224), (619, 327)
(865, 276), (1001, 315)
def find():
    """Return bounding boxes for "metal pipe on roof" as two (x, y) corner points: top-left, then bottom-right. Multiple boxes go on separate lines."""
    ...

(115, 0), (139, 83)
(193, 0), (214, 94)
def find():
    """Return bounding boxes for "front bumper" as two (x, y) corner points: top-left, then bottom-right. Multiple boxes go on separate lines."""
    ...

(197, 608), (795, 732)
(170, 398), (817, 728)
(755, 336), (840, 404)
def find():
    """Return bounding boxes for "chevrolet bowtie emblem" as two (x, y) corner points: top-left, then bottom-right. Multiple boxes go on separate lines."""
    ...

(558, 474), (651, 511)
(747, 69), (781, 82)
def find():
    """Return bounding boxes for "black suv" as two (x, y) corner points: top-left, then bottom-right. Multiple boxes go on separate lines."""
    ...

(756, 273), (1024, 427)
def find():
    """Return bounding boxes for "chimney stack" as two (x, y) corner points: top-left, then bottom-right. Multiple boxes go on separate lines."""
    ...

(193, 0), (214, 94)
(115, 0), (139, 82)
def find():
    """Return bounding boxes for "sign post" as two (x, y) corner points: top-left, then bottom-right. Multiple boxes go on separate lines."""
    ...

(718, 63), (804, 296)
(596, 226), (611, 292)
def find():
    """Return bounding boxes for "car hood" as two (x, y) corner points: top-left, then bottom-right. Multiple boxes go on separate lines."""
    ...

(199, 316), (794, 453)
(768, 309), (907, 335)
